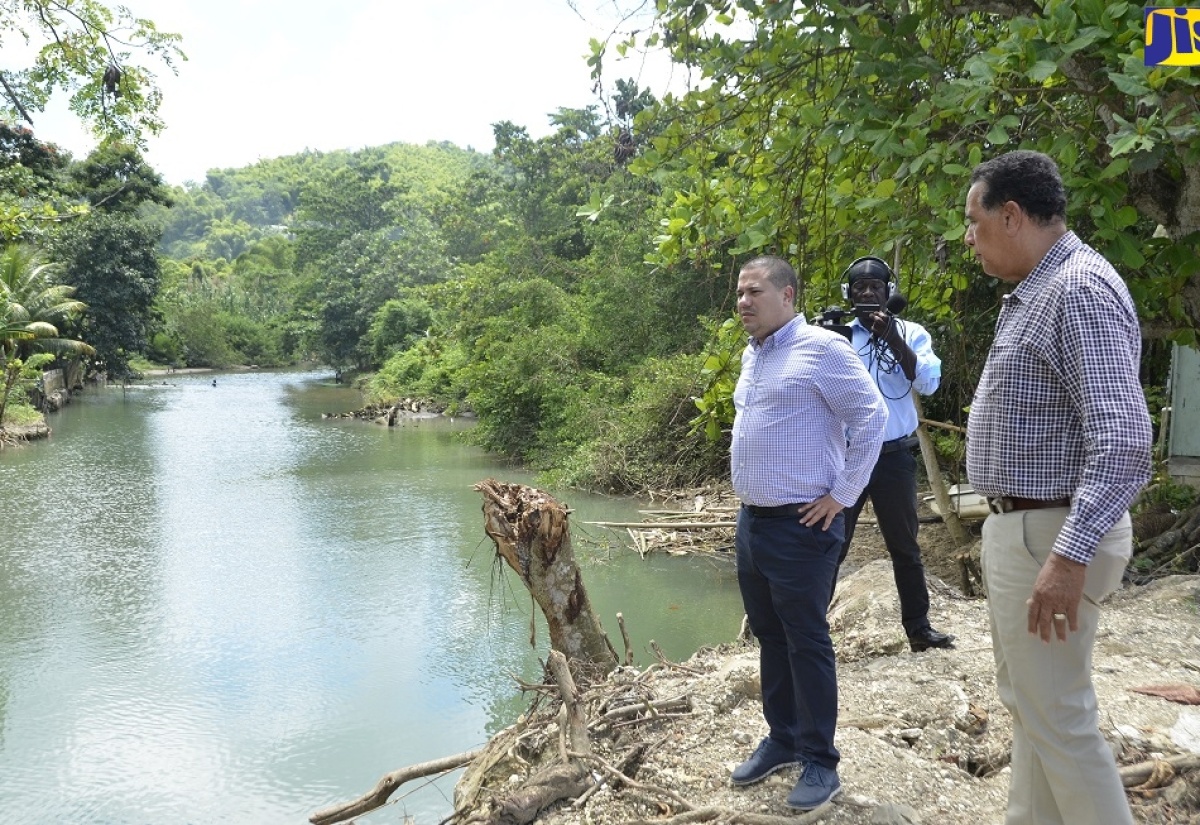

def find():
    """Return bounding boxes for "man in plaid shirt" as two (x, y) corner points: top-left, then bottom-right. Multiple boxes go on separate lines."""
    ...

(729, 254), (886, 811)
(964, 150), (1151, 825)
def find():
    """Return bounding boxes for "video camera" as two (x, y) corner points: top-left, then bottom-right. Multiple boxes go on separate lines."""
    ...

(813, 306), (854, 341)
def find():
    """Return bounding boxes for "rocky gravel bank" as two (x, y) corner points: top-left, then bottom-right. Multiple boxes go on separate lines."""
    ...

(504, 565), (1200, 825)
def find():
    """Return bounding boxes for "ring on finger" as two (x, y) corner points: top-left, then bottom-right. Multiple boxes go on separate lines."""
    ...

(1052, 613), (1067, 620)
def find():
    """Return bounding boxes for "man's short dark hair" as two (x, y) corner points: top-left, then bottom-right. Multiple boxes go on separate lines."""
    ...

(742, 255), (798, 300)
(970, 150), (1067, 226)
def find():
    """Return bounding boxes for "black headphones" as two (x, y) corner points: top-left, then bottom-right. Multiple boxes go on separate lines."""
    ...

(840, 256), (898, 300)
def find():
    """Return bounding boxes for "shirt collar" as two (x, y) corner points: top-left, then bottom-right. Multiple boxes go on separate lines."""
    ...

(1011, 231), (1081, 303)
(749, 314), (803, 351)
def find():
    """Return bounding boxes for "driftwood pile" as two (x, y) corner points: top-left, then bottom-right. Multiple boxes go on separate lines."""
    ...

(321, 397), (446, 425)
(1133, 498), (1200, 578)
(583, 485), (740, 559)
(590, 480), (1200, 590)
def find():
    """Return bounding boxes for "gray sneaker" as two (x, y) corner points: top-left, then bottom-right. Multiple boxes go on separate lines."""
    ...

(786, 762), (842, 810)
(730, 737), (798, 786)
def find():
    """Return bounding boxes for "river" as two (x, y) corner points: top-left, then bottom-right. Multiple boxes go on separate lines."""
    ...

(0, 369), (745, 824)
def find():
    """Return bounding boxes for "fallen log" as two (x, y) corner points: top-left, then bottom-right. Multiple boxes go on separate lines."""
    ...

(489, 762), (594, 824)
(1120, 753), (1200, 787)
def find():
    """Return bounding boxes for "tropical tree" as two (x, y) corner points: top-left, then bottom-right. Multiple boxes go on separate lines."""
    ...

(0, 121), (80, 243)
(0, 243), (92, 426)
(608, 2), (1193, 307)
(1, 2), (182, 241)
(367, 296), (432, 364)
(590, 0), (1199, 437)
(0, 0), (184, 145)
(292, 161), (399, 271)
(69, 140), (172, 213)
(230, 234), (299, 319)
(50, 212), (159, 378)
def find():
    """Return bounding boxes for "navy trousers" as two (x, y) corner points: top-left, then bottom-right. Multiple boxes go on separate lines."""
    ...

(736, 507), (842, 770)
(834, 447), (932, 636)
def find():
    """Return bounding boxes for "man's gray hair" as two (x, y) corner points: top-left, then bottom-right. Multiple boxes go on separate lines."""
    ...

(970, 150), (1067, 226)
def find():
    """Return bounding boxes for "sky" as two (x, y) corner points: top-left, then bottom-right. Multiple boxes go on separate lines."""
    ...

(19, 0), (682, 185)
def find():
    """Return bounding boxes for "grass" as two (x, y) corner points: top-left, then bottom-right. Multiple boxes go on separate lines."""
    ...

(127, 356), (171, 375)
(0, 401), (44, 427)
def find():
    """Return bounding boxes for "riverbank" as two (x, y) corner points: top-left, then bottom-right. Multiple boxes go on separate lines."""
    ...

(493, 564), (1200, 825)
(0, 419), (51, 447)
(314, 489), (1199, 825)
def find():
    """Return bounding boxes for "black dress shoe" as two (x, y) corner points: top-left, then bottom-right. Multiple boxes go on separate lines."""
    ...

(908, 627), (956, 652)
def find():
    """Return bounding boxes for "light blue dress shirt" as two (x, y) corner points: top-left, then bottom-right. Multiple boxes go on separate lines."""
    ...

(847, 316), (941, 441)
(732, 316), (888, 507)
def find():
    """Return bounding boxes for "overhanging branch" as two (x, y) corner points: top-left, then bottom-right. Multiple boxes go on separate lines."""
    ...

(0, 72), (35, 125)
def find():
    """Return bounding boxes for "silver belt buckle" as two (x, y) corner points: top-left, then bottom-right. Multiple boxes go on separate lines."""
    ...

(987, 497), (1013, 514)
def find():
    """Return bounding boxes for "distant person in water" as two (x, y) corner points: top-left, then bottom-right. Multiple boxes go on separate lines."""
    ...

(212, 379), (217, 387)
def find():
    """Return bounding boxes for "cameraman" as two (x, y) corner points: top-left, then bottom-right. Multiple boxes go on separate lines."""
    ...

(831, 256), (954, 652)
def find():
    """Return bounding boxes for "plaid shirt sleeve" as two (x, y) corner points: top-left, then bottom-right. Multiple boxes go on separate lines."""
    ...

(1052, 279), (1152, 563)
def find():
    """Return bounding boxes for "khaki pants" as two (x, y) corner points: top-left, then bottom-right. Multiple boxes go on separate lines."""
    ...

(981, 509), (1134, 825)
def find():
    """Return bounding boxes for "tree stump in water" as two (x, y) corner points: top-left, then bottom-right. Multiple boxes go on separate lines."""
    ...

(309, 481), (621, 825)
(475, 478), (619, 676)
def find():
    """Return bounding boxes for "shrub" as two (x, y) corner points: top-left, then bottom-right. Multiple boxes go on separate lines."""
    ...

(548, 353), (729, 493)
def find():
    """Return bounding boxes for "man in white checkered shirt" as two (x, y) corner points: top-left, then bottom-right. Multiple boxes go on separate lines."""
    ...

(964, 150), (1152, 825)
(728, 255), (887, 812)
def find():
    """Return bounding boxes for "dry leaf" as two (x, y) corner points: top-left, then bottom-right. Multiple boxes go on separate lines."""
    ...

(1129, 684), (1200, 705)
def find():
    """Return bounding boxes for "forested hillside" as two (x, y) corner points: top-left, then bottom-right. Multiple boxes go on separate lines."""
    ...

(134, 141), (494, 377)
(5, 1), (1199, 519)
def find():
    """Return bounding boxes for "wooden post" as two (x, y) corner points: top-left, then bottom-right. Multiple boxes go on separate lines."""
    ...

(911, 394), (971, 549)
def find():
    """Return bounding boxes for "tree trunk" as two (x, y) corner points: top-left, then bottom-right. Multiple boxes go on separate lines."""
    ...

(475, 479), (619, 676)
(1132, 500), (1200, 576)
(912, 395), (971, 549)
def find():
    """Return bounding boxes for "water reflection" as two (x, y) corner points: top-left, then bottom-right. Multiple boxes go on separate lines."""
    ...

(0, 370), (745, 823)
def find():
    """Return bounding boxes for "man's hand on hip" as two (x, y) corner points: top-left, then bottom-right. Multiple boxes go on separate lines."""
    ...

(798, 494), (844, 531)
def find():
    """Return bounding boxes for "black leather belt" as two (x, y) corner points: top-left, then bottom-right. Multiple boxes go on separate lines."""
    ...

(881, 434), (919, 454)
(743, 503), (808, 518)
(987, 496), (1071, 514)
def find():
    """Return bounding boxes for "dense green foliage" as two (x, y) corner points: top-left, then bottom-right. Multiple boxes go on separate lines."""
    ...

(1, 0), (183, 241)
(0, 0), (183, 143)
(0, 244), (91, 425)
(49, 213), (161, 378)
(4, 1), (1198, 491)
(587, 0), (1198, 442)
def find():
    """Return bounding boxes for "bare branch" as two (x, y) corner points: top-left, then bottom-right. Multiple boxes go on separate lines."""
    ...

(308, 748), (483, 825)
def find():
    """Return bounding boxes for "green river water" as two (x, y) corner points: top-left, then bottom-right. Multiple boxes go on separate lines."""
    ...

(0, 369), (746, 824)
